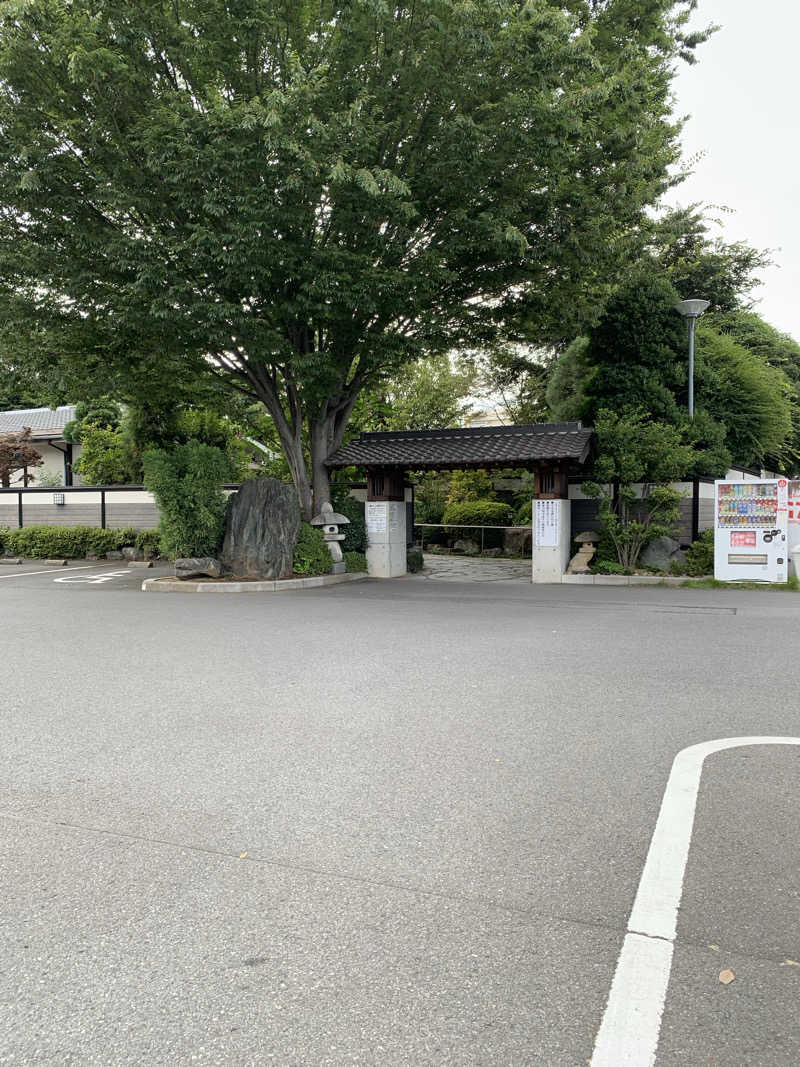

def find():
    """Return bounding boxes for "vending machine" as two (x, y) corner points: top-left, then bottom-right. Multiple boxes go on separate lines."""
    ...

(714, 478), (789, 582)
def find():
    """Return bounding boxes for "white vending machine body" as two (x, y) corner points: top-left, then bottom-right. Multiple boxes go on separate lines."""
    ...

(714, 478), (789, 582)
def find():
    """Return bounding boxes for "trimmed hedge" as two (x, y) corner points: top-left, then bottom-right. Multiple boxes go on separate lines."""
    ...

(442, 500), (513, 528)
(0, 525), (159, 560)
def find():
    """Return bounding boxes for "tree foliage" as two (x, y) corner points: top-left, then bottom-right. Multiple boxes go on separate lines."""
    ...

(352, 356), (475, 433)
(649, 205), (771, 311)
(142, 441), (234, 558)
(0, 427), (43, 487)
(0, 0), (707, 517)
(74, 427), (129, 485)
(694, 323), (792, 469)
(561, 268), (794, 472)
(584, 411), (693, 569)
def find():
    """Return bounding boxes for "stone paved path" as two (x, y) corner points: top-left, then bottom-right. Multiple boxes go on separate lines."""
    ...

(415, 552), (531, 582)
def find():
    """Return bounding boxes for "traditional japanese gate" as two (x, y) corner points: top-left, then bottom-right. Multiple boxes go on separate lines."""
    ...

(326, 422), (594, 583)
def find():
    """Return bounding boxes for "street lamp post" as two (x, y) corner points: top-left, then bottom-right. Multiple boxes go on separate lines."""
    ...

(673, 298), (711, 420)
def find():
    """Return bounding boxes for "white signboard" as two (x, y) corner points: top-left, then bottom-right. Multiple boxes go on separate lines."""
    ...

(366, 502), (386, 534)
(535, 499), (559, 548)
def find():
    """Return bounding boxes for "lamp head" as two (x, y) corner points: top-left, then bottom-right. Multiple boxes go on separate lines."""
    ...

(674, 298), (711, 319)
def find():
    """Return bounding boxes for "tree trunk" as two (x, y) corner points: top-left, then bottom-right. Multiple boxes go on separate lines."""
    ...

(310, 417), (335, 518)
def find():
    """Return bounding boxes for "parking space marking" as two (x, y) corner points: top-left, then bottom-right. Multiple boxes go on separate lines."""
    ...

(53, 570), (130, 585)
(0, 564), (99, 580)
(591, 735), (800, 1067)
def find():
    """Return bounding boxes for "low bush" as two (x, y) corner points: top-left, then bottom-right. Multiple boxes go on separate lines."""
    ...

(134, 529), (162, 558)
(293, 523), (332, 576)
(591, 559), (631, 575)
(344, 551), (368, 573)
(406, 548), (424, 573)
(685, 529), (714, 576)
(0, 525), (135, 559)
(442, 500), (512, 551)
(442, 500), (513, 528)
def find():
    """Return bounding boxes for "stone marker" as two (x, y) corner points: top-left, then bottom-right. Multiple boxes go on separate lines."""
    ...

(567, 530), (600, 574)
(175, 557), (222, 580)
(221, 477), (301, 579)
(640, 535), (685, 572)
(122, 546), (144, 562)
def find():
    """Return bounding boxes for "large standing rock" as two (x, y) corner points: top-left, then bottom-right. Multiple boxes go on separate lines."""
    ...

(640, 536), (686, 572)
(221, 478), (301, 579)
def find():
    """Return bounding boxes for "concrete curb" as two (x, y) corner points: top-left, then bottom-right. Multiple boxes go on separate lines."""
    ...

(561, 574), (696, 586)
(142, 572), (369, 594)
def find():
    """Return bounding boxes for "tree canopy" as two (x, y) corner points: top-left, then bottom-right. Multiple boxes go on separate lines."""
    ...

(545, 263), (796, 474)
(0, 0), (707, 515)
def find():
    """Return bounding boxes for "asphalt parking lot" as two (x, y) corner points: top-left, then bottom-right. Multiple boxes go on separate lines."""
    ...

(0, 560), (173, 592)
(1, 572), (799, 1065)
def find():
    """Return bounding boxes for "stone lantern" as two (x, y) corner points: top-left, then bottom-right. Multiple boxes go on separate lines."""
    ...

(310, 501), (351, 574)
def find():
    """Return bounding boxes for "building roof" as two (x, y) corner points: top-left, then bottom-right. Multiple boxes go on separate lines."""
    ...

(327, 422), (594, 471)
(0, 405), (76, 439)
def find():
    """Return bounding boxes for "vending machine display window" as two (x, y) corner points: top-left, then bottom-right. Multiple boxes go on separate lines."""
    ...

(716, 482), (778, 527)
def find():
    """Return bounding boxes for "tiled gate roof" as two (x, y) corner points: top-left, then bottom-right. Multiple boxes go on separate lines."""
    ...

(327, 422), (593, 471)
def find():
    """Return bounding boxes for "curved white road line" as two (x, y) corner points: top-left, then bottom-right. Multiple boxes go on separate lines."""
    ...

(591, 736), (800, 1067)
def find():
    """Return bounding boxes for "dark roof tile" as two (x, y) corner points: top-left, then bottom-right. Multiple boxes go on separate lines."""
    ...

(327, 422), (593, 470)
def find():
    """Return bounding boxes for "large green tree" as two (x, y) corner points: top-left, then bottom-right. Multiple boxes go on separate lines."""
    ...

(0, 0), (706, 516)
(649, 205), (771, 311)
(548, 268), (794, 473)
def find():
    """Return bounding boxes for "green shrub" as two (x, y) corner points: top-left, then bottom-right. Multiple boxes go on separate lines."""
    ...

(414, 495), (445, 524)
(143, 441), (233, 558)
(406, 548), (424, 573)
(293, 523), (332, 575)
(115, 527), (138, 546)
(442, 499), (513, 550)
(134, 529), (162, 558)
(330, 490), (368, 553)
(445, 469), (495, 507)
(686, 528), (714, 576)
(591, 559), (630, 575)
(344, 550), (368, 573)
(513, 500), (532, 526)
(75, 427), (130, 485)
(1, 525), (131, 559)
(442, 500), (513, 528)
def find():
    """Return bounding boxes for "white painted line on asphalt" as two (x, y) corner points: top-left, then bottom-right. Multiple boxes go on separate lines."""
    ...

(591, 735), (800, 1067)
(0, 564), (99, 580)
(53, 570), (130, 584)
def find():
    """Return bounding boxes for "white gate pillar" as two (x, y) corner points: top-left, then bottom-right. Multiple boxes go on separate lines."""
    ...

(365, 469), (407, 578)
(531, 466), (571, 584)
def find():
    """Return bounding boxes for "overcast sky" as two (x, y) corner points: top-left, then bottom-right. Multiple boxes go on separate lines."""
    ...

(667, 0), (800, 340)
